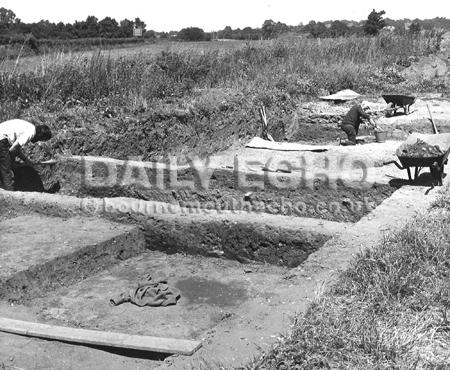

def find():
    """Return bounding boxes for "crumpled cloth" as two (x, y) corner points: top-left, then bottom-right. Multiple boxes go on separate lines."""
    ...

(110, 275), (181, 307)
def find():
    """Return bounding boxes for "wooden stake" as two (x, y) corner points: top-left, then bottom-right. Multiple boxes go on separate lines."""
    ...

(0, 317), (202, 356)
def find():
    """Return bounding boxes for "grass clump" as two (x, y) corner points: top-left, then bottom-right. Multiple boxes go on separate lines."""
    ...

(254, 185), (450, 369)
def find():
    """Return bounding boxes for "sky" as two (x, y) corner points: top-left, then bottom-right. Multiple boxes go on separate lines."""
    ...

(2, 0), (449, 32)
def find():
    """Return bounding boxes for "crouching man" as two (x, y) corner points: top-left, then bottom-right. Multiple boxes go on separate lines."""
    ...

(339, 101), (376, 146)
(0, 119), (52, 191)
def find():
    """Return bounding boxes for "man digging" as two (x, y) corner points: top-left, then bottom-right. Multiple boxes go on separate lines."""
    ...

(0, 119), (52, 191)
(339, 101), (377, 146)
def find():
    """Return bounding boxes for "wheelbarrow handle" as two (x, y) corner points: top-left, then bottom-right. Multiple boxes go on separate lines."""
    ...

(383, 160), (405, 170)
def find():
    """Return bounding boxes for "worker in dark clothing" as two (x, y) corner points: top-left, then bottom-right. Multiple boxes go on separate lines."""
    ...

(339, 101), (376, 145)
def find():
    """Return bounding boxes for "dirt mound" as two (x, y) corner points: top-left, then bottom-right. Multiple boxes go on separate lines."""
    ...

(401, 55), (448, 81)
(440, 31), (450, 55)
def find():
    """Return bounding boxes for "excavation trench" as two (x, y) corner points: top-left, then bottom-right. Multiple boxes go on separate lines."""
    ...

(0, 196), (343, 304)
(1, 153), (396, 303)
(33, 155), (396, 223)
(0, 151), (400, 369)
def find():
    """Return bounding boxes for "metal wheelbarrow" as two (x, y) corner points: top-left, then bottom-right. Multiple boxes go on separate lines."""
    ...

(384, 133), (450, 185)
(382, 94), (416, 115)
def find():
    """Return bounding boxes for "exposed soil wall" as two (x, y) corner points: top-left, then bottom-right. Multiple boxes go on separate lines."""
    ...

(1, 194), (343, 274)
(0, 227), (145, 304)
(142, 217), (331, 267)
(42, 158), (395, 223)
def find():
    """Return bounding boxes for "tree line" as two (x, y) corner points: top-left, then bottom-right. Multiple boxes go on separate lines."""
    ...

(0, 8), (148, 40)
(1, 7), (449, 45)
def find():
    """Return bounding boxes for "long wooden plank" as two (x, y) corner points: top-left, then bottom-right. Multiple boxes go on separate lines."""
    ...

(0, 317), (202, 356)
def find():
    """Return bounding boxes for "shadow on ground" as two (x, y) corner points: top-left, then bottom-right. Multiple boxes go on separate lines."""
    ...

(12, 165), (60, 193)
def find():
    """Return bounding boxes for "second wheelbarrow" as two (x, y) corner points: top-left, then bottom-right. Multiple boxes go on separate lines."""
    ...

(382, 94), (416, 115)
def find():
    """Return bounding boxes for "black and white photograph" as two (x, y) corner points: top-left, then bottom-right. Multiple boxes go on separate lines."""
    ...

(1, 0), (450, 368)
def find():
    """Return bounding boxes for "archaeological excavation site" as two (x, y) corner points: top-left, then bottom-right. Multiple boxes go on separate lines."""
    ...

(2, 94), (450, 369)
(1, 15), (450, 368)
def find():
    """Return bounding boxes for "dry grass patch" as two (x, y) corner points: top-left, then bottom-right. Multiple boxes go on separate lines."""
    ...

(253, 185), (450, 369)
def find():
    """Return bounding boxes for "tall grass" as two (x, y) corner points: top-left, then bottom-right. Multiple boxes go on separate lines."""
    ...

(0, 33), (445, 160)
(0, 34), (442, 107)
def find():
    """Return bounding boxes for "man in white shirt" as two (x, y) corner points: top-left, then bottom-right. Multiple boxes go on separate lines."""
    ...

(0, 119), (52, 191)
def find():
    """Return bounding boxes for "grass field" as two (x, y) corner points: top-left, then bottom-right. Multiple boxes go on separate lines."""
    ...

(0, 39), (255, 74)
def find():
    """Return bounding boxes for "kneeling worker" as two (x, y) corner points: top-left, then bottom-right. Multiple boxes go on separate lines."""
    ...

(0, 119), (52, 191)
(339, 101), (376, 146)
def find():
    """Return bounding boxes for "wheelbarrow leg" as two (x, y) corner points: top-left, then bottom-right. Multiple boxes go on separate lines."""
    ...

(407, 167), (412, 182)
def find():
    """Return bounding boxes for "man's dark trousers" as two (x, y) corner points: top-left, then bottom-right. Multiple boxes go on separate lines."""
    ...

(0, 138), (14, 190)
(340, 124), (357, 144)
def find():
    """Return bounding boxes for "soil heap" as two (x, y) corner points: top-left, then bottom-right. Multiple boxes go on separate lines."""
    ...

(397, 139), (444, 158)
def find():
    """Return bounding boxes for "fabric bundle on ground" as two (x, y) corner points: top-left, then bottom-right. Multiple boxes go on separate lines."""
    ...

(110, 275), (181, 307)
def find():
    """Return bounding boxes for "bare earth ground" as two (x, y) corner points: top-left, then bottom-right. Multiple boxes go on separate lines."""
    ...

(0, 98), (449, 369)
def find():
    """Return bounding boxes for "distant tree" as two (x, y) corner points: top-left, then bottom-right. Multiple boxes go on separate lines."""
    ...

(159, 31), (169, 39)
(409, 21), (421, 35)
(221, 26), (233, 39)
(262, 19), (275, 39)
(98, 17), (119, 38)
(273, 21), (289, 37)
(32, 20), (55, 38)
(0, 7), (16, 29)
(241, 26), (261, 40)
(231, 28), (242, 40)
(52, 21), (65, 38)
(134, 17), (146, 32)
(303, 21), (315, 34)
(85, 16), (99, 37)
(144, 30), (156, 39)
(177, 27), (206, 41)
(64, 23), (76, 38)
(330, 20), (349, 37)
(305, 21), (328, 38)
(119, 18), (134, 37)
(364, 9), (386, 35)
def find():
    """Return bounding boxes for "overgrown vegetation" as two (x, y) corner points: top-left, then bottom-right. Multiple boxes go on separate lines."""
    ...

(0, 34), (442, 104)
(253, 185), (450, 368)
(0, 33), (445, 161)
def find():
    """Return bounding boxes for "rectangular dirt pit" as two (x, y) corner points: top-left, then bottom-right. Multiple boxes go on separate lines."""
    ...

(1, 193), (349, 269)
